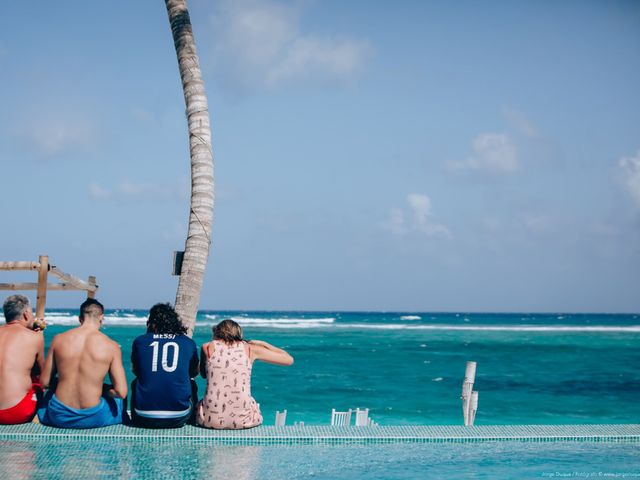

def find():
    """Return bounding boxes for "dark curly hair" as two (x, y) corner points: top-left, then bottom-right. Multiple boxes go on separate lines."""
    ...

(147, 303), (187, 335)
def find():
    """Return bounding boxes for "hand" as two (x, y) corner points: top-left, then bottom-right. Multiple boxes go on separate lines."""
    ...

(32, 318), (47, 332)
(102, 384), (115, 397)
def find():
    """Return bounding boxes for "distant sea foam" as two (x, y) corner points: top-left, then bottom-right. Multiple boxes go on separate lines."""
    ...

(0, 312), (338, 329)
(1, 310), (638, 332)
(334, 324), (640, 332)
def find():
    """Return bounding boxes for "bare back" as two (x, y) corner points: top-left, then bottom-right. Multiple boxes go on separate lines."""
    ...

(0, 324), (44, 409)
(46, 324), (125, 409)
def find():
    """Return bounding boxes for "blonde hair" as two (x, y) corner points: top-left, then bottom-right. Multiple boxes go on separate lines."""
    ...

(213, 319), (243, 343)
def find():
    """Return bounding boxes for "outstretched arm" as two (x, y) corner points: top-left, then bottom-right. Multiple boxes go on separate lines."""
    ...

(249, 340), (294, 366)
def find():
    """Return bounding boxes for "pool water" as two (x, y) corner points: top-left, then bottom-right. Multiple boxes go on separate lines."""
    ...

(0, 439), (637, 479)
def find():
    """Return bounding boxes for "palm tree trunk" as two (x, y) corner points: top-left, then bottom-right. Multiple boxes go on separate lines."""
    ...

(165, 0), (214, 336)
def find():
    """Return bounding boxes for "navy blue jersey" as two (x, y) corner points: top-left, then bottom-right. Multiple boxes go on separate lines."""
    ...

(131, 333), (198, 413)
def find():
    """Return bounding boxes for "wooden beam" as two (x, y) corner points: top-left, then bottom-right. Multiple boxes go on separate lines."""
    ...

(0, 283), (91, 291)
(87, 276), (97, 299)
(0, 261), (40, 271)
(50, 266), (97, 292)
(36, 255), (49, 319)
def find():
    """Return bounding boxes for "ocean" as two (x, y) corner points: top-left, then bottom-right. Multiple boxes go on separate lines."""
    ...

(28, 310), (640, 426)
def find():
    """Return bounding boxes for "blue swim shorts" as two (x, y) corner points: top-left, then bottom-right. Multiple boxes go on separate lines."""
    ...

(38, 392), (126, 429)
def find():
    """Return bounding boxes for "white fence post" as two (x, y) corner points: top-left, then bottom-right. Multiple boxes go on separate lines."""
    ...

(461, 361), (477, 426)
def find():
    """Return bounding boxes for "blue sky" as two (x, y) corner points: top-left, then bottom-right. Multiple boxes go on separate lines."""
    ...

(1, 0), (639, 312)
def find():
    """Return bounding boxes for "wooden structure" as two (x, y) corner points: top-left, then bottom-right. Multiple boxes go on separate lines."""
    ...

(0, 255), (98, 318)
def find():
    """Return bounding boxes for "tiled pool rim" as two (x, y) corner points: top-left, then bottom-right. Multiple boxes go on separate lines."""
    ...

(1, 424), (638, 445)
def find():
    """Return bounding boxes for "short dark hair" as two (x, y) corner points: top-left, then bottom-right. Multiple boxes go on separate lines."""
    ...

(213, 319), (243, 343)
(3, 295), (30, 323)
(80, 298), (104, 320)
(147, 303), (187, 335)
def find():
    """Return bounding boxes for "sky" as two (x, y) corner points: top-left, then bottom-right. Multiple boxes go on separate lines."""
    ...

(1, 0), (639, 313)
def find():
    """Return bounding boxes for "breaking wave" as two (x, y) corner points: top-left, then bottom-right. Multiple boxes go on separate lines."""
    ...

(333, 324), (640, 332)
(2, 311), (637, 333)
(204, 315), (336, 329)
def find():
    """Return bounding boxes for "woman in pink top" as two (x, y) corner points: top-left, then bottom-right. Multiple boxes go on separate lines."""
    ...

(196, 319), (294, 430)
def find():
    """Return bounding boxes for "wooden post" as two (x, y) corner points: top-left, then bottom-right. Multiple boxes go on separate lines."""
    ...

(35, 255), (49, 319)
(461, 361), (477, 426)
(87, 276), (97, 299)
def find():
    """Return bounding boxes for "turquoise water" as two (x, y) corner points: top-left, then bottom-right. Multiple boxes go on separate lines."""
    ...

(37, 310), (640, 426)
(1, 439), (638, 479)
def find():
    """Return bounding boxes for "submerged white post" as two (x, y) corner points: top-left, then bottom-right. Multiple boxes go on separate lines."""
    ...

(275, 409), (287, 426)
(469, 391), (479, 426)
(461, 361), (477, 426)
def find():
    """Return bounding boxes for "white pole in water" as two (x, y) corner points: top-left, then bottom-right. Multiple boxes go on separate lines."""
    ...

(461, 361), (477, 426)
(469, 391), (479, 426)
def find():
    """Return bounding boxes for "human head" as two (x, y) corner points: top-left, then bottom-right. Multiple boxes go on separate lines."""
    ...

(79, 298), (104, 324)
(213, 319), (243, 343)
(3, 294), (32, 325)
(147, 303), (187, 335)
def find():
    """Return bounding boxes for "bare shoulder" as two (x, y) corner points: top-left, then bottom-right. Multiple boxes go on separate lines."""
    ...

(53, 329), (72, 341)
(85, 331), (120, 353)
(24, 328), (44, 344)
(12, 326), (37, 337)
(97, 331), (120, 348)
(9, 326), (43, 345)
(105, 335), (122, 354)
(202, 340), (215, 357)
(248, 342), (265, 357)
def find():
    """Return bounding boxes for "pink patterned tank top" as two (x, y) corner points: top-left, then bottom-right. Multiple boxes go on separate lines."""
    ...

(196, 340), (262, 429)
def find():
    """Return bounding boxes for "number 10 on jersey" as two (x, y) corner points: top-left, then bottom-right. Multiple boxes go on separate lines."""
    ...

(150, 341), (179, 372)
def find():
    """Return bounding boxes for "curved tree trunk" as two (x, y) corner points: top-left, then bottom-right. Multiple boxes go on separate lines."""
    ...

(165, 0), (214, 336)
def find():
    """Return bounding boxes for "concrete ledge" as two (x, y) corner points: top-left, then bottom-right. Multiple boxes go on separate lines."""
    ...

(0, 424), (638, 445)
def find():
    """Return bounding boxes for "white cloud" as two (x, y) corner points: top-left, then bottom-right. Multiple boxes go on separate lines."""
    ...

(384, 194), (451, 238)
(385, 207), (408, 235)
(210, 0), (371, 89)
(88, 182), (112, 200)
(619, 149), (640, 208)
(89, 179), (189, 202)
(22, 119), (94, 157)
(448, 133), (519, 174)
(502, 107), (538, 138)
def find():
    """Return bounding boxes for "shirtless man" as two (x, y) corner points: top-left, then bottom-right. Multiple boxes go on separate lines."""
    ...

(38, 298), (128, 428)
(0, 295), (45, 424)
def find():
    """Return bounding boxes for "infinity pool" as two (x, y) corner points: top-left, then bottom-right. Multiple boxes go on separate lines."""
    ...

(0, 439), (637, 479)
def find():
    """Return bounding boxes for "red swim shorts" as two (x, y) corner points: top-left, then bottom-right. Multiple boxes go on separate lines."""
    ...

(0, 385), (42, 425)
